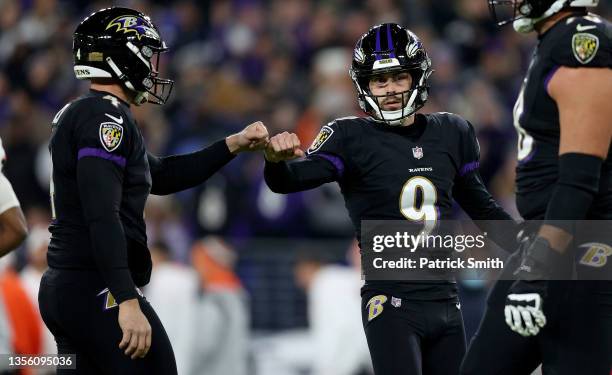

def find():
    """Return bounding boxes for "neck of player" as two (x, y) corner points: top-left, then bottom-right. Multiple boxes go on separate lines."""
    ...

(535, 10), (577, 35)
(400, 114), (416, 127)
(90, 81), (131, 104)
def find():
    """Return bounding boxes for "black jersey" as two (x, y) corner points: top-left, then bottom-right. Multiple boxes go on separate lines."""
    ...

(48, 89), (236, 303)
(265, 113), (514, 299)
(307, 114), (485, 234)
(514, 13), (612, 220)
(48, 90), (152, 300)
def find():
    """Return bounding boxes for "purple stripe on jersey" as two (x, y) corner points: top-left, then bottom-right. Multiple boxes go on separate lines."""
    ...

(459, 161), (480, 176)
(387, 24), (395, 58)
(375, 27), (382, 60)
(313, 153), (345, 178)
(78, 147), (126, 168)
(544, 66), (560, 96)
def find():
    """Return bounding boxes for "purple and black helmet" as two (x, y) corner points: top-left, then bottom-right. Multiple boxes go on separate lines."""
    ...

(349, 23), (433, 125)
(73, 7), (174, 105)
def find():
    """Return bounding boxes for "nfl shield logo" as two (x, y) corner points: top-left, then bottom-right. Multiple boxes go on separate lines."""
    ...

(391, 296), (401, 308)
(412, 146), (423, 159)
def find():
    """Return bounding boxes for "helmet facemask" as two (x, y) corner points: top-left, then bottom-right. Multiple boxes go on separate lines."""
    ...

(104, 41), (174, 106)
(352, 66), (430, 126)
(126, 42), (173, 105)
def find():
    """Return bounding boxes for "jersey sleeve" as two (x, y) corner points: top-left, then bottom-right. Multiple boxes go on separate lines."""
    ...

(147, 139), (235, 195)
(551, 16), (612, 68)
(73, 100), (137, 303)
(73, 100), (130, 170)
(264, 120), (347, 194)
(454, 116), (481, 178)
(305, 121), (347, 178)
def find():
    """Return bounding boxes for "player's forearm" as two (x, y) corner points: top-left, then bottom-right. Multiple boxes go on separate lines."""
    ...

(264, 160), (302, 193)
(454, 171), (519, 251)
(0, 228), (27, 258)
(540, 153), (602, 252)
(77, 158), (137, 303)
(454, 172), (514, 220)
(88, 215), (138, 303)
(148, 139), (235, 195)
(264, 157), (337, 194)
(0, 207), (27, 257)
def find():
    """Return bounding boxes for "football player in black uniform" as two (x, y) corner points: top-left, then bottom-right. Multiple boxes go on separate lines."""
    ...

(264, 23), (518, 375)
(38, 7), (269, 375)
(461, 1), (611, 374)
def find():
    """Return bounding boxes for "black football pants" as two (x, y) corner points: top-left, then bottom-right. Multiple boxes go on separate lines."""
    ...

(460, 280), (612, 375)
(38, 268), (177, 375)
(362, 291), (466, 375)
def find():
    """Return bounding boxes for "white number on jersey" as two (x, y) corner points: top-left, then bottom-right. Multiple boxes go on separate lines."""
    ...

(400, 176), (438, 233)
(513, 77), (535, 161)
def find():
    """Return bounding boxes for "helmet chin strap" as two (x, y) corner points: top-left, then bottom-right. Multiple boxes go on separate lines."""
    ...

(365, 87), (419, 126)
(131, 91), (149, 106)
(106, 56), (149, 105)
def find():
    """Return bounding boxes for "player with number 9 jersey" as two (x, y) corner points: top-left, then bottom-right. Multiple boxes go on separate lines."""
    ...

(264, 23), (518, 375)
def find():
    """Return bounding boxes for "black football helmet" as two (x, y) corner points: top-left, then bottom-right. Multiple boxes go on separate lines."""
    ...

(73, 7), (173, 105)
(349, 23), (433, 126)
(488, 0), (598, 33)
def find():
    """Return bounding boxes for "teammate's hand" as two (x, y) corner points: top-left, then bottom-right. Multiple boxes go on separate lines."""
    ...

(264, 132), (305, 163)
(118, 299), (152, 359)
(226, 121), (269, 154)
(504, 237), (563, 336)
(505, 281), (547, 336)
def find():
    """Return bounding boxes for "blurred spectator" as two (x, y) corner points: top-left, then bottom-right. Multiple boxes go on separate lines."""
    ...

(19, 225), (56, 367)
(0, 254), (41, 375)
(190, 236), (249, 375)
(0, 291), (11, 372)
(145, 241), (199, 375)
(294, 242), (372, 375)
(145, 195), (192, 263)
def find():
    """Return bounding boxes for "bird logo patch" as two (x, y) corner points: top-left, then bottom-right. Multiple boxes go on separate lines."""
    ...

(366, 295), (388, 322)
(572, 33), (599, 64)
(307, 125), (334, 154)
(99, 122), (123, 152)
(106, 15), (160, 41)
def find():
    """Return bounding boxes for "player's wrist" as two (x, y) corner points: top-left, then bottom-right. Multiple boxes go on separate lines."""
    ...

(119, 298), (140, 309)
(514, 237), (569, 281)
(263, 149), (282, 163)
(225, 134), (242, 154)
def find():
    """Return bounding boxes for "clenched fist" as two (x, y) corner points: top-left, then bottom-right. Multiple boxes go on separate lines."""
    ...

(264, 132), (305, 163)
(226, 121), (269, 154)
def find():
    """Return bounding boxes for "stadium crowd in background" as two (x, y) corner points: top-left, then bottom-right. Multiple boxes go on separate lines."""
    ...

(0, 0), (610, 374)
